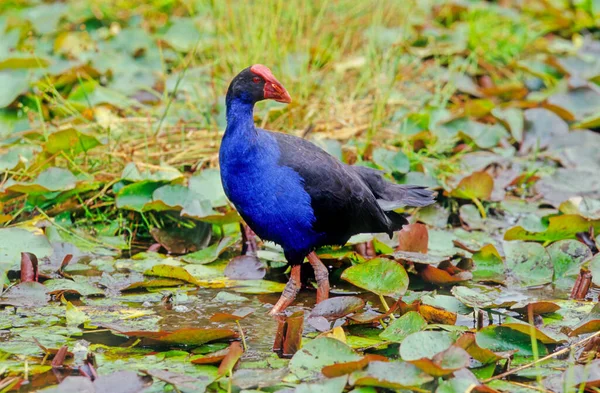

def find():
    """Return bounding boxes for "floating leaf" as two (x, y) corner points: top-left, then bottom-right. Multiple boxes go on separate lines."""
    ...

(188, 169), (228, 207)
(144, 264), (200, 286)
(348, 361), (433, 390)
(503, 241), (553, 286)
(144, 369), (212, 393)
(341, 258), (409, 298)
(449, 172), (494, 201)
(547, 239), (592, 289)
(379, 311), (427, 342)
(6, 167), (78, 195)
(520, 108), (569, 153)
(590, 254), (600, 287)
(471, 244), (505, 283)
(476, 326), (548, 356)
(150, 225), (211, 254)
(419, 304), (457, 325)
(190, 347), (230, 364)
(65, 301), (88, 327)
(309, 296), (365, 322)
(217, 341), (243, 377)
(223, 255), (266, 280)
(321, 355), (387, 378)
(372, 148), (410, 174)
(109, 326), (237, 346)
(420, 265), (472, 286)
(456, 332), (512, 364)
(183, 237), (236, 265)
(209, 307), (254, 323)
(0, 70), (30, 108)
(409, 345), (470, 377)
(115, 181), (166, 212)
(45, 128), (101, 155)
(504, 215), (600, 242)
(44, 371), (151, 393)
(501, 318), (567, 344)
(397, 223), (428, 253)
(393, 251), (450, 265)
(44, 277), (105, 297)
(0, 282), (49, 307)
(511, 301), (560, 316)
(296, 376), (348, 393)
(289, 337), (361, 380)
(543, 359), (600, 392)
(400, 331), (456, 361)
(570, 303), (600, 336)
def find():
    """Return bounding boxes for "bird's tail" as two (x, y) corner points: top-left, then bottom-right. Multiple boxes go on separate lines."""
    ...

(353, 166), (436, 211)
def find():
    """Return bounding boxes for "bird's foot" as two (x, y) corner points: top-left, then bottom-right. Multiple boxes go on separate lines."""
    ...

(269, 265), (301, 315)
(308, 252), (329, 304)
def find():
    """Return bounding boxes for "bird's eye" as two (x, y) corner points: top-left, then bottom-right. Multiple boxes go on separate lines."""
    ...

(252, 77), (261, 84)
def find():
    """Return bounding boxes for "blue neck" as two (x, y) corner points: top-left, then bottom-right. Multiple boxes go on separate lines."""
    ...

(225, 97), (256, 138)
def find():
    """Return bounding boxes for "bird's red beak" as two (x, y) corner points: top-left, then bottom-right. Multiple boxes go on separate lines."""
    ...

(250, 64), (292, 104)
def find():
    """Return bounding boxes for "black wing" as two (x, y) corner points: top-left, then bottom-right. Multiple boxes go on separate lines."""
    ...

(268, 130), (396, 246)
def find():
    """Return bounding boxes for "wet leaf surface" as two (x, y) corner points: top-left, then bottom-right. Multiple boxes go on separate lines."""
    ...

(341, 258), (409, 298)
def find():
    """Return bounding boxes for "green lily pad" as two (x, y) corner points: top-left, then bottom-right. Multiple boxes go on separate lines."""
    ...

(0, 70), (30, 108)
(590, 254), (600, 287)
(6, 167), (78, 195)
(547, 239), (593, 289)
(504, 241), (553, 286)
(289, 337), (361, 380)
(506, 214), (600, 242)
(471, 244), (505, 283)
(110, 326), (237, 346)
(144, 264), (200, 286)
(400, 331), (456, 361)
(45, 128), (101, 155)
(379, 311), (427, 343)
(348, 361), (433, 390)
(183, 237), (236, 265)
(296, 376), (348, 393)
(0, 227), (52, 271)
(372, 148), (410, 174)
(44, 277), (105, 297)
(115, 181), (166, 212)
(341, 258), (409, 298)
(0, 282), (49, 307)
(188, 169), (228, 207)
(476, 326), (548, 356)
(409, 345), (470, 377)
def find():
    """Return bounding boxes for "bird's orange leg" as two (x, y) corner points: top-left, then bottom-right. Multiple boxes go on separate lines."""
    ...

(269, 264), (302, 315)
(307, 252), (329, 303)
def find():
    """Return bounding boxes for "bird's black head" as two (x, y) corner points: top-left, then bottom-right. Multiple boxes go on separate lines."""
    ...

(226, 64), (291, 105)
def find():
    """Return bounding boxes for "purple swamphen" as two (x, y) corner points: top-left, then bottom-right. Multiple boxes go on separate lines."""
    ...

(220, 65), (435, 314)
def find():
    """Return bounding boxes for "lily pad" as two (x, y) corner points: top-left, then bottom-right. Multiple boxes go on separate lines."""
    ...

(476, 326), (548, 356)
(503, 241), (553, 286)
(504, 215), (600, 242)
(400, 331), (456, 361)
(379, 311), (427, 343)
(348, 361), (433, 390)
(449, 172), (494, 201)
(289, 337), (361, 380)
(341, 258), (409, 298)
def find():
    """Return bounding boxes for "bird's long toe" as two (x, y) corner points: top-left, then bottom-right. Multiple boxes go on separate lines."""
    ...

(269, 265), (301, 315)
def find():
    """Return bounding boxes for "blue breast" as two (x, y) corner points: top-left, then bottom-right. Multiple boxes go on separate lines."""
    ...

(219, 101), (324, 262)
